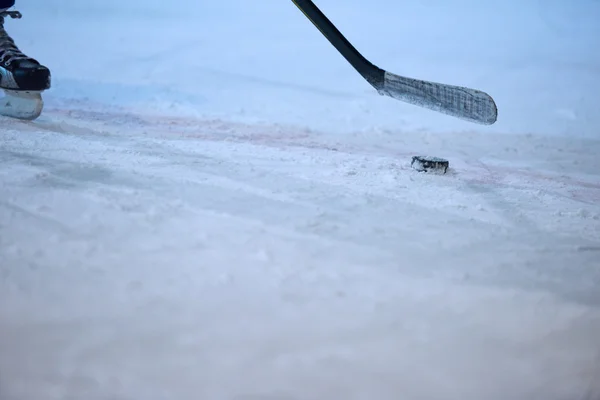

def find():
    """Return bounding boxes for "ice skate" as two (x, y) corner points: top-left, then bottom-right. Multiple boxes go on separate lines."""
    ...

(0, 10), (51, 120)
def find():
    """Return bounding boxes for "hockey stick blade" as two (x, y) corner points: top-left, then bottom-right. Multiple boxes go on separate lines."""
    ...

(376, 71), (497, 125)
(291, 0), (497, 125)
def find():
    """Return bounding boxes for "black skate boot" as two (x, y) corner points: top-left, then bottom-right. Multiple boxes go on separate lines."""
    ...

(0, 10), (51, 120)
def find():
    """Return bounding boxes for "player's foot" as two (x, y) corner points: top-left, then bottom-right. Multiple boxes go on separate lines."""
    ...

(0, 10), (51, 92)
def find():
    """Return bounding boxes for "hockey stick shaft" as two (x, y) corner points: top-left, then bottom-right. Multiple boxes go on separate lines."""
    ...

(290, 0), (384, 86)
(291, 0), (498, 125)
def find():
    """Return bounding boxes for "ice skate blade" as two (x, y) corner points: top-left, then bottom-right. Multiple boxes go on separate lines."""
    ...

(0, 89), (44, 121)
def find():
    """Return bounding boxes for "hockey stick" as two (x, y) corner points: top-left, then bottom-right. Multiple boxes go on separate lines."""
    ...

(291, 0), (498, 125)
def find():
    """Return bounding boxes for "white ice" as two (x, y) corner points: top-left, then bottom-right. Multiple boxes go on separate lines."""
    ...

(1, 1), (600, 399)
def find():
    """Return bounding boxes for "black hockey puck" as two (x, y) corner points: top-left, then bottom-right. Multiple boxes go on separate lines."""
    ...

(411, 156), (449, 174)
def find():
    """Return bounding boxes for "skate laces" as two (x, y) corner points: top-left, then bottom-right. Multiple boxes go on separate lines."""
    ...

(0, 11), (37, 67)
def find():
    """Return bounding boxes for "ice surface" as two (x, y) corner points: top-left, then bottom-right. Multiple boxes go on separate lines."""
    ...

(1, 1), (600, 399)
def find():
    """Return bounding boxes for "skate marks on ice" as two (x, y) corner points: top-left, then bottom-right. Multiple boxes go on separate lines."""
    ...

(5, 106), (600, 281)
(5, 105), (600, 273)
(12, 105), (600, 243)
